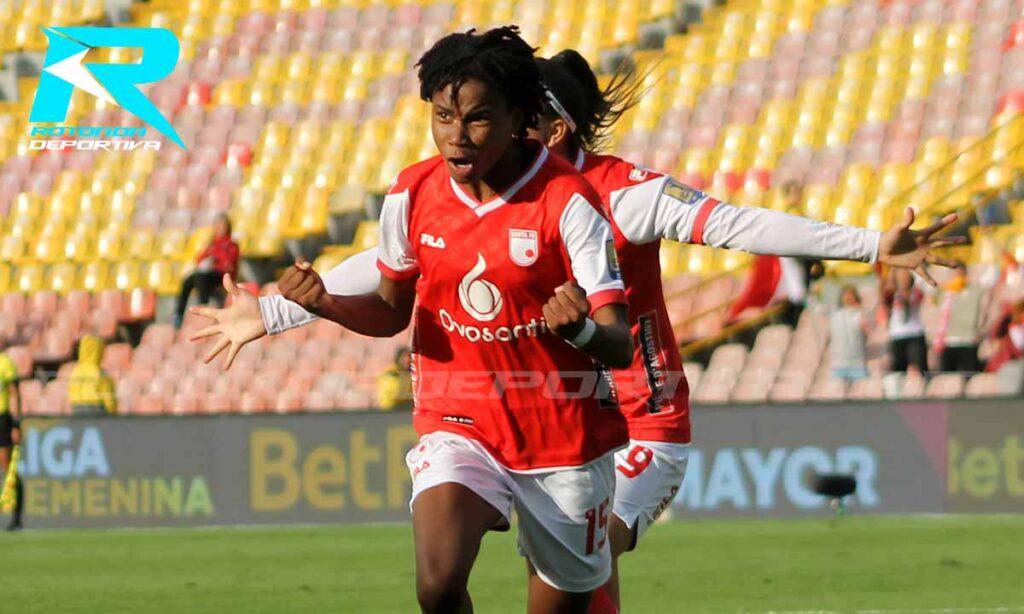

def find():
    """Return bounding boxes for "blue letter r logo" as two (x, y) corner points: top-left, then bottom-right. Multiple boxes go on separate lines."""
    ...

(30, 27), (184, 148)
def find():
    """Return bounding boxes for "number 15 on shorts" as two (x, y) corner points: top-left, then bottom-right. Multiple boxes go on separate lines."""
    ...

(585, 497), (610, 555)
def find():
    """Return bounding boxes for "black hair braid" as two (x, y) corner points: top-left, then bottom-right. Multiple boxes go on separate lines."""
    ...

(416, 26), (545, 139)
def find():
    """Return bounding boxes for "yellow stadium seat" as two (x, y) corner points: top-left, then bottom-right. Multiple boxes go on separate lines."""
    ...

(0, 234), (25, 264)
(15, 264), (44, 293)
(127, 230), (156, 260)
(112, 261), (142, 291)
(46, 262), (77, 294)
(157, 229), (187, 260)
(95, 229), (124, 260)
(802, 185), (833, 220)
(33, 234), (65, 264)
(145, 259), (180, 296)
(0, 263), (9, 294)
(213, 80), (245, 107)
(78, 261), (109, 292)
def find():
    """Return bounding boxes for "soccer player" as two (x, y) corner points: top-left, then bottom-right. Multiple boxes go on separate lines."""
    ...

(198, 27), (634, 613)
(0, 349), (22, 531)
(194, 46), (963, 612)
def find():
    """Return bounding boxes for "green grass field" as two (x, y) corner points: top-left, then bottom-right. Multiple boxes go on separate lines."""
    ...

(2, 515), (1023, 613)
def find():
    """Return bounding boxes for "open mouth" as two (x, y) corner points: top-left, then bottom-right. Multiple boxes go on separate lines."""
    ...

(447, 155), (476, 171)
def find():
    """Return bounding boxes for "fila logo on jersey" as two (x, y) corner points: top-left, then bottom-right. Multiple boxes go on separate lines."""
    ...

(421, 233), (446, 249)
(508, 228), (538, 266)
(458, 254), (503, 322)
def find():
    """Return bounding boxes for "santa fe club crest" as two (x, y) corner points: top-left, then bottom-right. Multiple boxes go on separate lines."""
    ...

(508, 228), (538, 266)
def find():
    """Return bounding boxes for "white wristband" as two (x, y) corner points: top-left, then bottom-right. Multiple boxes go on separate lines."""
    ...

(567, 318), (597, 348)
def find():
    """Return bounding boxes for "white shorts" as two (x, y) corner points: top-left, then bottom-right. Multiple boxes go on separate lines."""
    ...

(406, 431), (617, 593)
(612, 439), (689, 549)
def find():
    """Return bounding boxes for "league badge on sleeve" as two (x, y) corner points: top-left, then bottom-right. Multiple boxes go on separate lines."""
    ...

(509, 228), (539, 267)
(606, 239), (622, 280)
(664, 179), (705, 205)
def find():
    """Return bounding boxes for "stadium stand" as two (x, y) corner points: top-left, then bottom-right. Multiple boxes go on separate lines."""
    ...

(0, 0), (1023, 414)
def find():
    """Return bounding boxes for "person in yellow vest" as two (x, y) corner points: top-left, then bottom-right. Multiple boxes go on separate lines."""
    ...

(0, 349), (22, 530)
(68, 336), (117, 416)
(376, 347), (413, 411)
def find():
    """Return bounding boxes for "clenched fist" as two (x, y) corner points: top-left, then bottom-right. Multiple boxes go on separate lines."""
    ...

(279, 261), (328, 313)
(543, 282), (591, 340)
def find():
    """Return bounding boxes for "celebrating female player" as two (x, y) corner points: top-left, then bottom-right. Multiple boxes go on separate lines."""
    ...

(194, 46), (963, 613)
(199, 27), (634, 613)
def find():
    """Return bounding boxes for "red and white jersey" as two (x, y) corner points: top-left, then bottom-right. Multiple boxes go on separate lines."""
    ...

(576, 151), (710, 444)
(377, 144), (629, 471)
(574, 150), (880, 444)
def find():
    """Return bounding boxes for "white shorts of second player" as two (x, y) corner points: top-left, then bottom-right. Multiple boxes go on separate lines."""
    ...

(406, 431), (617, 593)
(612, 439), (690, 547)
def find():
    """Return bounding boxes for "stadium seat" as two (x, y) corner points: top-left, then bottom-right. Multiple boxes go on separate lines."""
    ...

(964, 372), (1001, 398)
(925, 374), (966, 399)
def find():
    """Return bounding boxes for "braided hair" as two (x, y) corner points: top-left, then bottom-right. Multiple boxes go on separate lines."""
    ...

(416, 26), (545, 139)
(538, 49), (645, 152)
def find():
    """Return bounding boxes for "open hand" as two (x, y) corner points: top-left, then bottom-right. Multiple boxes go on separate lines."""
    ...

(877, 207), (967, 286)
(188, 274), (267, 369)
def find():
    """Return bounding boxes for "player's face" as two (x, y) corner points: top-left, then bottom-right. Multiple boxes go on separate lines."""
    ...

(430, 79), (522, 185)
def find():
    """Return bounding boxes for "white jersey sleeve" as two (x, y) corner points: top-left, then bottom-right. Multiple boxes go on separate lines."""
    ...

(559, 193), (627, 313)
(1010, 323), (1024, 351)
(377, 188), (419, 280)
(609, 177), (881, 263)
(258, 248), (382, 335)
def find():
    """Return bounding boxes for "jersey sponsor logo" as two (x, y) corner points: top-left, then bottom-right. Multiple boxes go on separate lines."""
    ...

(439, 309), (549, 343)
(628, 166), (651, 182)
(663, 180), (705, 206)
(606, 239), (621, 280)
(638, 313), (671, 413)
(441, 415), (475, 425)
(420, 233), (446, 249)
(508, 228), (539, 267)
(458, 254), (503, 322)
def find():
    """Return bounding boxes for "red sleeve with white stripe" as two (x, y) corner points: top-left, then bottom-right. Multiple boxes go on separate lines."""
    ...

(376, 188), (420, 281)
(609, 177), (881, 263)
(559, 193), (627, 314)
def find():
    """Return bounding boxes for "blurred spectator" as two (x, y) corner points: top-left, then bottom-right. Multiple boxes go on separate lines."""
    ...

(881, 269), (928, 374)
(987, 300), (1024, 373)
(377, 347), (413, 411)
(780, 180), (802, 214)
(69, 336), (117, 416)
(933, 262), (985, 372)
(829, 285), (869, 381)
(0, 349), (22, 531)
(174, 214), (239, 328)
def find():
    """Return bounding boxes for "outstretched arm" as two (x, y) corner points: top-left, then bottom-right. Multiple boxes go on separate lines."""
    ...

(190, 251), (393, 369)
(611, 177), (965, 276)
(278, 260), (415, 338)
(259, 247), (381, 334)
